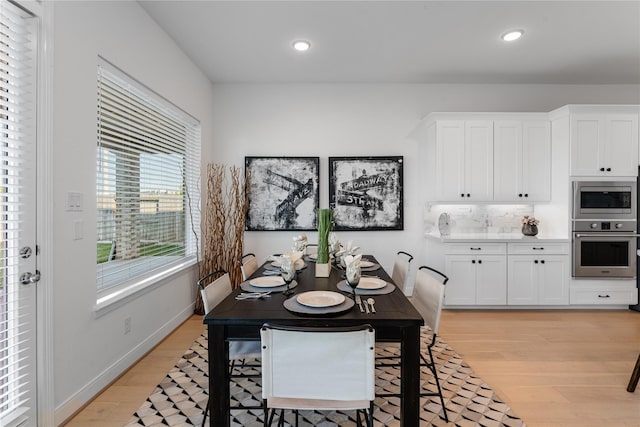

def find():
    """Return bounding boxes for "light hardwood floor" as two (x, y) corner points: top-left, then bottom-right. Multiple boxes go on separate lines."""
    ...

(65, 310), (640, 426)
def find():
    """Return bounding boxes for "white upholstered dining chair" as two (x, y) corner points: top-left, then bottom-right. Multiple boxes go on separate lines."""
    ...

(377, 265), (449, 422)
(198, 270), (262, 426)
(260, 323), (376, 427)
(240, 253), (259, 281)
(391, 250), (414, 294)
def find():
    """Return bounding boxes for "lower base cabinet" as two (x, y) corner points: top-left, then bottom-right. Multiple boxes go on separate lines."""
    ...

(443, 242), (570, 307)
(507, 255), (570, 305)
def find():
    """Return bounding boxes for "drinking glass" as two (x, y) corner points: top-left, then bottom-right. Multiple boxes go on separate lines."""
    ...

(280, 256), (296, 296)
(345, 262), (361, 298)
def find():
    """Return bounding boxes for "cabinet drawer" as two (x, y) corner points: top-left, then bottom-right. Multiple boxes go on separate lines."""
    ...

(444, 243), (506, 255)
(507, 243), (570, 255)
(570, 285), (638, 305)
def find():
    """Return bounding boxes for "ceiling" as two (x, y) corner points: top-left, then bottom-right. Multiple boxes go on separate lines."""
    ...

(138, 1), (640, 85)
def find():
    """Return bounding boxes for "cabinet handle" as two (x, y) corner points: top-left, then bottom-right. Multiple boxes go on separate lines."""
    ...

(472, 260), (476, 264)
(461, 193), (465, 197)
(600, 167), (605, 171)
(598, 294), (611, 298)
(518, 193), (523, 197)
(606, 167), (612, 172)
(524, 193), (529, 197)
(532, 247), (544, 250)
(478, 259), (482, 264)
(466, 193), (470, 197)
(534, 260), (539, 264)
(540, 260), (545, 264)
(470, 247), (482, 250)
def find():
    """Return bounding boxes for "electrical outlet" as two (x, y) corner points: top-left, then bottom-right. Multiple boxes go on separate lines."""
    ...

(124, 316), (132, 335)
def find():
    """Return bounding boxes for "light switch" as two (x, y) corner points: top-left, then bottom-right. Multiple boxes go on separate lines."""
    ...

(73, 220), (83, 240)
(67, 192), (83, 212)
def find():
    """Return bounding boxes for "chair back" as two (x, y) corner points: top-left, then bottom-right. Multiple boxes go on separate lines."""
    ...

(261, 324), (375, 402)
(198, 270), (232, 315)
(391, 251), (414, 293)
(240, 253), (258, 281)
(411, 266), (447, 335)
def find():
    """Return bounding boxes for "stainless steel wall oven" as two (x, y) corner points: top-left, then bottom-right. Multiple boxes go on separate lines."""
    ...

(572, 220), (637, 278)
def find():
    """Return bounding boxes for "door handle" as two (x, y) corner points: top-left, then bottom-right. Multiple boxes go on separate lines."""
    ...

(20, 270), (40, 285)
(575, 234), (640, 238)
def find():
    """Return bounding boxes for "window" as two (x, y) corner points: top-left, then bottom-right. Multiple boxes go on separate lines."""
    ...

(96, 59), (200, 304)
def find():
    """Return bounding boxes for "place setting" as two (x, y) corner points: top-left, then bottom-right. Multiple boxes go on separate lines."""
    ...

(240, 254), (299, 295)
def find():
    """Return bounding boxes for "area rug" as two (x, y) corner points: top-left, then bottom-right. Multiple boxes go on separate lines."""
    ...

(125, 328), (525, 426)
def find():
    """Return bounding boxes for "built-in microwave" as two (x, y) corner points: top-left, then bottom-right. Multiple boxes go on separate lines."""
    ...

(573, 181), (637, 220)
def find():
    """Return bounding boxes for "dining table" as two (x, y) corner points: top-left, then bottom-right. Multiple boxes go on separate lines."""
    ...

(203, 255), (425, 427)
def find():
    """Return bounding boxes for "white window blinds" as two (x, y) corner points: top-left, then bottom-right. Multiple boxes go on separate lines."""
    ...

(96, 60), (201, 293)
(0, 1), (37, 426)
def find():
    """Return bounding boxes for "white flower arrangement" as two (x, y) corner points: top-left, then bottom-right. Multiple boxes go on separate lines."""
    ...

(521, 215), (540, 226)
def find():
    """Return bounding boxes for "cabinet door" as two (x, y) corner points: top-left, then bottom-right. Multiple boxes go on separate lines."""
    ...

(522, 121), (551, 201)
(444, 255), (477, 305)
(475, 256), (507, 305)
(436, 121), (465, 200)
(605, 114), (639, 177)
(570, 115), (603, 176)
(493, 121), (522, 201)
(538, 255), (569, 305)
(465, 121), (493, 201)
(507, 256), (538, 305)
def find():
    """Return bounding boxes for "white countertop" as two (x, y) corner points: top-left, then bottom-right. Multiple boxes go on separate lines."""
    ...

(425, 232), (570, 243)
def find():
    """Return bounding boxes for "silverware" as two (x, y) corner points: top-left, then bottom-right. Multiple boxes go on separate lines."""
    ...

(364, 298), (370, 314)
(235, 291), (272, 300)
(355, 294), (364, 312)
(367, 297), (376, 313)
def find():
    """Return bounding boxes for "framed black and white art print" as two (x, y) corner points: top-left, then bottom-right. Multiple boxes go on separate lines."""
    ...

(329, 156), (403, 231)
(245, 156), (319, 231)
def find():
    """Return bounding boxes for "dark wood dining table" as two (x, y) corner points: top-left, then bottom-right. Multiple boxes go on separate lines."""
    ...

(203, 256), (424, 426)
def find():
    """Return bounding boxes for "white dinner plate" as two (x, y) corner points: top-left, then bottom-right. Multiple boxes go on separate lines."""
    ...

(307, 253), (318, 260)
(359, 260), (375, 268)
(296, 291), (345, 308)
(249, 276), (285, 288)
(357, 277), (387, 290)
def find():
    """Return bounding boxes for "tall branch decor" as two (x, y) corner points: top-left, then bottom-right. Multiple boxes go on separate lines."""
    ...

(192, 163), (248, 315)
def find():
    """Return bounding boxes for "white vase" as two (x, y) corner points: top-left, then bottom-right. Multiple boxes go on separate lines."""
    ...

(315, 262), (331, 278)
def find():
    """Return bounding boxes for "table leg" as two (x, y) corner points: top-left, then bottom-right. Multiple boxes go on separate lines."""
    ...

(627, 352), (640, 393)
(209, 324), (230, 427)
(400, 325), (420, 427)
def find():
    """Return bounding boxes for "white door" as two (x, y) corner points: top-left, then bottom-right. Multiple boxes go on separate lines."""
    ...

(522, 121), (551, 201)
(606, 114), (639, 177)
(493, 120), (522, 202)
(570, 115), (603, 176)
(464, 121), (493, 201)
(538, 256), (570, 305)
(507, 256), (538, 305)
(0, 2), (39, 426)
(436, 121), (465, 201)
(444, 255), (476, 305)
(475, 256), (507, 305)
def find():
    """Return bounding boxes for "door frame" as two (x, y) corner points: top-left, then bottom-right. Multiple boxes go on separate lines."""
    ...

(33, 0), (54, 424)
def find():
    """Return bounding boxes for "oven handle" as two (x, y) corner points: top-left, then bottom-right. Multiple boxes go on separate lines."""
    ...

(574, 233), (640, 238)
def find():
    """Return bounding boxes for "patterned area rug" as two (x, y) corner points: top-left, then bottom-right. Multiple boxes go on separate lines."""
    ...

(125, 328), (525, 426)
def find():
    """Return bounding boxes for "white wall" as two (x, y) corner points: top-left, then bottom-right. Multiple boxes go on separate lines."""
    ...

(210, 84), (640, 274)
(51, 2), (213, 423)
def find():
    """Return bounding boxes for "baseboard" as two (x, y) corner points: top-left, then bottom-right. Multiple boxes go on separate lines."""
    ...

(54, 304), (194, 425)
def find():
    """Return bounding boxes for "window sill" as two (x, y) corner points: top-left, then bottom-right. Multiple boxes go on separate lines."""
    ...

(94, 256), (197, 317)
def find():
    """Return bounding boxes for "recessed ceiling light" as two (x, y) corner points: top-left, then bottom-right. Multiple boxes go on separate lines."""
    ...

(292, 40), (311, 52)
(501, 30), (524, 42)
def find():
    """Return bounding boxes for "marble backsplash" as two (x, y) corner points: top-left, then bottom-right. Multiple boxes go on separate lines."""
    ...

(424, 204), (535, 234)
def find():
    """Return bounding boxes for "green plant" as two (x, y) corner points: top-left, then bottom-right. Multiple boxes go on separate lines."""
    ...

(316, 208), (333, 264)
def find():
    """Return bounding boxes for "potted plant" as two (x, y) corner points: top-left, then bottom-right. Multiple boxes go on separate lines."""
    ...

(315, 208), (333, 277)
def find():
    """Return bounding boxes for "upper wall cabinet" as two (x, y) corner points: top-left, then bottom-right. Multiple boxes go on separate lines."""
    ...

(435, 120), (493, 202)
(570, 113), (639, 177)
(422, 113), (550, 203)
(494, 120), (551, 202)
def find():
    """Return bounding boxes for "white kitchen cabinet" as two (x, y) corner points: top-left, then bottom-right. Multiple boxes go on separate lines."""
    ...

(435, 120), (493, 201)
(570, 113), (639, 177)
(494, 120), (551, 202)
(443, 243), (507, 305)
(507, 243), (570, 305)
